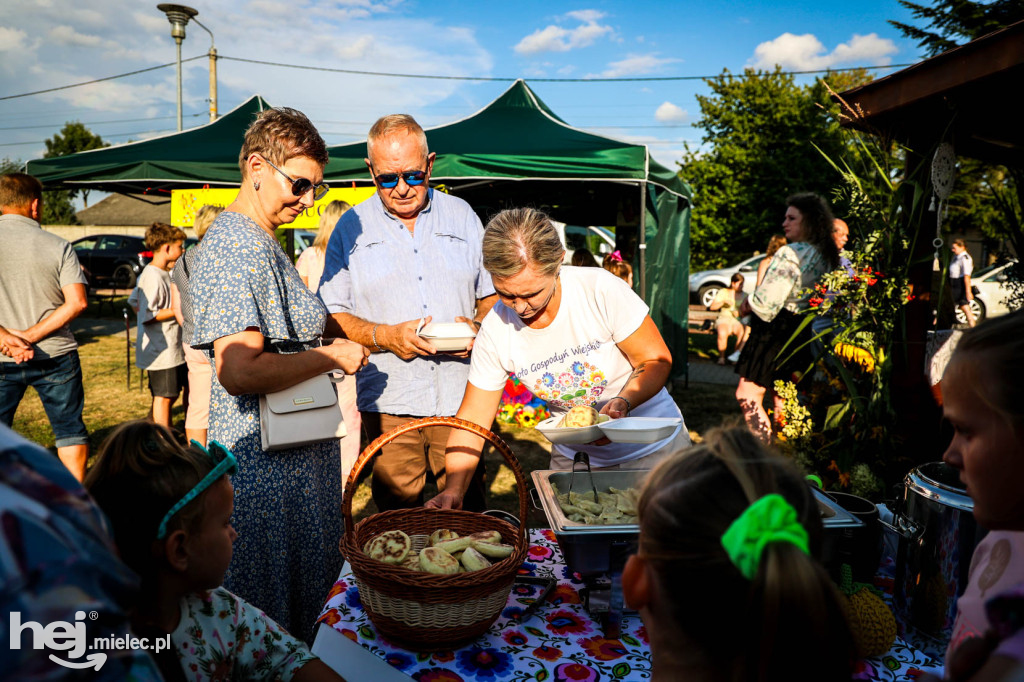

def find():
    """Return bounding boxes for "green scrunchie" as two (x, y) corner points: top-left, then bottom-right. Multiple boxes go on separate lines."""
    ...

(720, 493), (810, 580)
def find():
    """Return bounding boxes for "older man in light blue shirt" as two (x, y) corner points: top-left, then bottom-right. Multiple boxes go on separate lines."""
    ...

(320, 114), (496, 511)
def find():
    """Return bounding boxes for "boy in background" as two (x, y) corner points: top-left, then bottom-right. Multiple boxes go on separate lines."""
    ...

(128, 222), (186, 428)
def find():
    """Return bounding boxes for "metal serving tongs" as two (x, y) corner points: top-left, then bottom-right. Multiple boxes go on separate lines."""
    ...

(569, 451), (599, 504)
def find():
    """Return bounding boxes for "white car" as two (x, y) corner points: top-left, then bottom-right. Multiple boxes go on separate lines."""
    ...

(956, 259), (1019, 324)
(688, 254), (763, 309)
(552, 221), (617, 265)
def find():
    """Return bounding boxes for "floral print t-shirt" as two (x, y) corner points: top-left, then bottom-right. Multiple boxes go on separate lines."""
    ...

(173, 587), (316, 681)
(749, 242), (828, 322)
(468, 266), (684, 467)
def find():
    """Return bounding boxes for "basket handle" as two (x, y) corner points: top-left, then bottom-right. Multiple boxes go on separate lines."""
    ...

(342, 416), (529, 544)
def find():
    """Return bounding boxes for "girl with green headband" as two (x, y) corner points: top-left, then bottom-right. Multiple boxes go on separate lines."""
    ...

(622, 425), (854, 681)
(85, 421), (344, 682)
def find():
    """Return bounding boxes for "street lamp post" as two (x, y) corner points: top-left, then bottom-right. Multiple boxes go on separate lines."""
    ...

(157, 4), (197, 131)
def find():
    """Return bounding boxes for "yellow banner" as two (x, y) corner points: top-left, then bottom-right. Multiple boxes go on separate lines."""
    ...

(170, 187), (377, 229)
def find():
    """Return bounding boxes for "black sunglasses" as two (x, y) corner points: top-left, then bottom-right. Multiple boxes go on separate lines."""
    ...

(373, 169), (427, 189)
(258, 155), (329, 201)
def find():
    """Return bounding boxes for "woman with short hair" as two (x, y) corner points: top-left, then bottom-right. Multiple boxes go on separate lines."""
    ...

(188, 107), (369, 642)
(428, 207), (690, 510)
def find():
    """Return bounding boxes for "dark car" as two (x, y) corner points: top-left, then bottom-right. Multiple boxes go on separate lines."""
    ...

(72, 234), (152, 290)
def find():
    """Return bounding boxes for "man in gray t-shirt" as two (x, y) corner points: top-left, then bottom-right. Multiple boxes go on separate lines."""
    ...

(0, 173), (89, 480)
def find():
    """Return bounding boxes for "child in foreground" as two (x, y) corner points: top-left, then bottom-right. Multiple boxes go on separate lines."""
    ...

(128, 222), (187, 428)
(85, 421), (344, 682)
(623, 425), (854, 681)
(930, 309), (1024, 682)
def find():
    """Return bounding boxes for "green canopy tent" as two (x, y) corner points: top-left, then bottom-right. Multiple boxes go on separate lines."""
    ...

(324, 80), (694, 381)
(26, 95), (270, 191)
(26, 83), (694, 380)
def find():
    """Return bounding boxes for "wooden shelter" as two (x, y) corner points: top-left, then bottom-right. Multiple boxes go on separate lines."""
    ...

(836, 20), (1024, 452)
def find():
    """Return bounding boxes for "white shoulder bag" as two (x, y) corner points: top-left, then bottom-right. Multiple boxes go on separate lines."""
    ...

(257, 288), (347, 451)
(259, 372), (348, 452)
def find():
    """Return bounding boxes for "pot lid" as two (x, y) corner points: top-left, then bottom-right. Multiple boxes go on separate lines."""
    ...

(905, 462), (974, 513)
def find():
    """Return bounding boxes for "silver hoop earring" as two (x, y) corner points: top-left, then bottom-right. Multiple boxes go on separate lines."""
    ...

(253, 179), (260, 191)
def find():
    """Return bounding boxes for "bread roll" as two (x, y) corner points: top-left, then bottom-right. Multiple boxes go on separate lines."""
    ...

(562, 405), (599, 428)
(365, 530), (411, 565)
(468, 530), (502, 545)
(420, 547), (460, 575)
(429, 529), (459, 546)
(472, 541), (514, 559)
(435, 536), (473, 554)
(460, 546), (492, 571)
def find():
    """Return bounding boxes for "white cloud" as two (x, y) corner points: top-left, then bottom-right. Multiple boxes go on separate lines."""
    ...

(514, 10), (613, 55)
(48, 25), (104, 48)
(588, 53), (680, 78)
(0, 26), (30, 52)
(750, 32), (898, 70)
(654, 101), (687, 123)
(0, 0), (495, 158)
(565, 9), (606, 23)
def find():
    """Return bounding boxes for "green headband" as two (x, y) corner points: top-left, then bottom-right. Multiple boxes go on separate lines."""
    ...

(720, 493), (810, 580)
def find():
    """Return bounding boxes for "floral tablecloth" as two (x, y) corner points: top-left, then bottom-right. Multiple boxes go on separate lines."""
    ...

(317, 529), (943, 681)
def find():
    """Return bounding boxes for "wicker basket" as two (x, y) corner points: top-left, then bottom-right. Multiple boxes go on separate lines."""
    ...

(340, 416), (529, 650)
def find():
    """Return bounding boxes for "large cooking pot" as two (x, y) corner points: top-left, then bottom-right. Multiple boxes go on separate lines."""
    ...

(885, 462), (987, 657)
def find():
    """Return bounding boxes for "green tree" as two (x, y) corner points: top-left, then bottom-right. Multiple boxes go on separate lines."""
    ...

(890, 0), (1024, 56)
(680, 67), (871, 269)
(41, 122), (108, 223)
(1, 157), (22, 174)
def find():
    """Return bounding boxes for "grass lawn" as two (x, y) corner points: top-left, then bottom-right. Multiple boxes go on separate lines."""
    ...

(11, 301), (738, 525)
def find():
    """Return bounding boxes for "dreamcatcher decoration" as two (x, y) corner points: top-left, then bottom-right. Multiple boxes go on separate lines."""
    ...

(930, 142), (956, 271)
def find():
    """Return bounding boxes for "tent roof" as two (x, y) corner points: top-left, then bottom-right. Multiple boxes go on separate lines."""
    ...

(324, 80), (690, 201)
(26, 81), (689, 202)
(26, 95), (270, 191)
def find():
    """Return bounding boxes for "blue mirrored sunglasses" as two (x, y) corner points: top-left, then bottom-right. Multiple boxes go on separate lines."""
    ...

(156, 439), (238, 540)
(374, 169), (427, 189)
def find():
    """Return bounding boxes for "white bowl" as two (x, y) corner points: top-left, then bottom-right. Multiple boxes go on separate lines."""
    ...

(598, 417), (681, 444)
(535, 415), (608, 444)
(419, 322), (476, 352)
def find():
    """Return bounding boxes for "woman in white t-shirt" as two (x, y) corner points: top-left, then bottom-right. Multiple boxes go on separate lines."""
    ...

(427, 207), (690, 511)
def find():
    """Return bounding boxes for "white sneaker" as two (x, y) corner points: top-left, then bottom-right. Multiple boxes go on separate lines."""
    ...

(727, 350), (742, 364)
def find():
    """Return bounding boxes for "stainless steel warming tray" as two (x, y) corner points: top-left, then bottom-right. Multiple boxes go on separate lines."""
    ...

(530, 468), (862, 577)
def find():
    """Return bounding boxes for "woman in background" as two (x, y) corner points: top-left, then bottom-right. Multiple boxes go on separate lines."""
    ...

(172, 204), (223, 446)
(296, 200), (351, 293)
(756, 234), (788, 287)
(570, 248), (600, 268)
(295, 199), (361, 488)
(735, 194), (838, 441)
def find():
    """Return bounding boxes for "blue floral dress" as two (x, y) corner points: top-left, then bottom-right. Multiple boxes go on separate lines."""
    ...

(189, 211), (342, 644)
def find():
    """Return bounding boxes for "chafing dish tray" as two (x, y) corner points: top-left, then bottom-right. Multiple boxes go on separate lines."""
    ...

(531, 469), (643, 578)
(532, 468), (861, 577)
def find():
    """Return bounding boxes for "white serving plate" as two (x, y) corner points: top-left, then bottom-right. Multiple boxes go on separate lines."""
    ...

(598, 417), (681, 444)
(535, 415), (609, 444)
(418, 322), (476, 352)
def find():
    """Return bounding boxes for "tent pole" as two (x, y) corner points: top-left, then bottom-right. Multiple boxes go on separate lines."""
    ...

(638, 181), (647, 301)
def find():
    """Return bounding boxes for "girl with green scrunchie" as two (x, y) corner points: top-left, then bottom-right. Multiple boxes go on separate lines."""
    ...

(622, 425), (854, 681)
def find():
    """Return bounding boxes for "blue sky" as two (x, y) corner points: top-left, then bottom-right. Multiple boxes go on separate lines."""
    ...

(0, 0), (923, 176)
